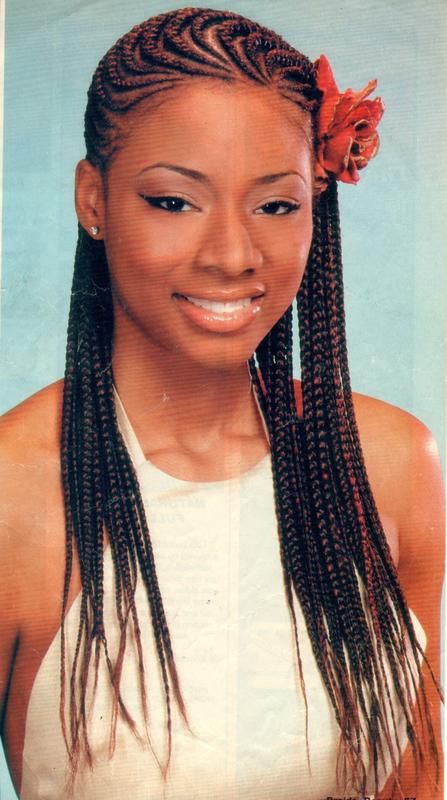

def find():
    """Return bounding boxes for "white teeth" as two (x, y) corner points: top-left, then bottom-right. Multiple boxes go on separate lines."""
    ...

(182, 295), (252, 312)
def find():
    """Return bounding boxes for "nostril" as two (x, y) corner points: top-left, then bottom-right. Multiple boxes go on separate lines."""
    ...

(199, 263), (257, 276)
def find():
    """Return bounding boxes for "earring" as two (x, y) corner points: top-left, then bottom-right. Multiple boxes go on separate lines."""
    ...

(89, 225), (100, 236)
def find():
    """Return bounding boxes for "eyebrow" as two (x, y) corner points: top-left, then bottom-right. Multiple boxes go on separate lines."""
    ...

(137, 162), (305, 186)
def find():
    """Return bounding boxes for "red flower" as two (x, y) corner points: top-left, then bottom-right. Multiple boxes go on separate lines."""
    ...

(314, 54), (384, 186)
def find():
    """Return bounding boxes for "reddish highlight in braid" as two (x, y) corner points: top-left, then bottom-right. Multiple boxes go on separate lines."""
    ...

(61, 7), (441, 796)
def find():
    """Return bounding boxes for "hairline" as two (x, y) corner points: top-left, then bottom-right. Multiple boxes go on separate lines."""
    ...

(92, 74), (316, 183)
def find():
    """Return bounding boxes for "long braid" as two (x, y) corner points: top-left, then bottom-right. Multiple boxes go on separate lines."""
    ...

(295, 182), (439, 789)
(61, 230), (186, 771)
(61, 8), (441, 794)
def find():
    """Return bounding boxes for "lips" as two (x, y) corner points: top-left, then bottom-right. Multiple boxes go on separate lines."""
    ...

(172, 290), (265, 333)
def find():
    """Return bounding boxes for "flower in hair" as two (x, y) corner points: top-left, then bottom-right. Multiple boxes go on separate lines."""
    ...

(314, 54), (384, 187)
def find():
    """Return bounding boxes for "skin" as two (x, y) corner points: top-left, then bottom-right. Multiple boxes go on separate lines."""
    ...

(0, 80), (444, 799)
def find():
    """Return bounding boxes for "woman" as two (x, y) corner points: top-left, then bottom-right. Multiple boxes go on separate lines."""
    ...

(0, 6), (443, 799)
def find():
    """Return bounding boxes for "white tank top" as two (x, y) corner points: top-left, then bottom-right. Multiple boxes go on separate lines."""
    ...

(20, 392), (426, 800)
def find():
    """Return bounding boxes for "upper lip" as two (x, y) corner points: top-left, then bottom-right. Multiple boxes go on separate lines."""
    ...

(173, 285), (266, 301)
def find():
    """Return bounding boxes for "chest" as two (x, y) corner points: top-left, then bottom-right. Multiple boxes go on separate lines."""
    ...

(17, 457), (402, 799)
(19, 471), (350, 799)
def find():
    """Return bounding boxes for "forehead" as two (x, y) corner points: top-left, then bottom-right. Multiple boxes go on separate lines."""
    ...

(107, 79), (313, 180)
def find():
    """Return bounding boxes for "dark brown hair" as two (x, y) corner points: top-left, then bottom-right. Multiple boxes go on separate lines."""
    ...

(61, 7), (440, 795)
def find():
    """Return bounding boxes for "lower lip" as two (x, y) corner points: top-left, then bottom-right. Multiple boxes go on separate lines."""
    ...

(173, 294), (264, 333)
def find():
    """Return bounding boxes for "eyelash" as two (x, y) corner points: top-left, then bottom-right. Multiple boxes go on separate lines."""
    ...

(140, 195), (300, 216)
(141, 196), (195, 213)
(255, 200), (300, 216)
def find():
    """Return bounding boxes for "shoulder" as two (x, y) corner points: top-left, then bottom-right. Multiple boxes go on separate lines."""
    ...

(353, 392), (445, 602)
(0, 377), (64, 536)
(293, 379), (441, 507)
(293, 379), (444, 560)
(349, 394), (444, 610)
(349, 391), (443, 527)
(350, 389), (437, 462)
(0, 382), (70, 740)
(0, 379), (63, 466)
(0, 380), (65, 607)
(294, 381), (444, 644)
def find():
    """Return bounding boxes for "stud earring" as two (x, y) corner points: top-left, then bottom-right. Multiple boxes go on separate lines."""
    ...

(89, 225), (100, 236)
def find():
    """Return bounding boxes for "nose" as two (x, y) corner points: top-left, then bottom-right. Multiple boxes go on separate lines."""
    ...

(194, 205), (263, 277)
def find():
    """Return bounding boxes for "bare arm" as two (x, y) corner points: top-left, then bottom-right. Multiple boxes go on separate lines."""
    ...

(362, 409), (444, 800)
(0, 382), (66, 787)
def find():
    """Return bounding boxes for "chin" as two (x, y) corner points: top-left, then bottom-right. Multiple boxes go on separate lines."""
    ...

(181, 339), (258, 373)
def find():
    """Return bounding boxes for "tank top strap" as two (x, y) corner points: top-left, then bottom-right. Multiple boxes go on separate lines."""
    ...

(114, 386), (147, 469)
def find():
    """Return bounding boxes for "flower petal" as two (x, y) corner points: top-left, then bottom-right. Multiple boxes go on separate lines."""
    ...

(315, 54), (339, 95)
(322, 130), (354, 174)
(314, 54), (384, 187)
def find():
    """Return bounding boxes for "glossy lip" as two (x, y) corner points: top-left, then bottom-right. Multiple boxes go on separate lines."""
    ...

(172, 290), (265, 333)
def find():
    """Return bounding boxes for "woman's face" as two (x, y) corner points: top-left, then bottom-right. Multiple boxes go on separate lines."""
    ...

(85, 80), (314, 370)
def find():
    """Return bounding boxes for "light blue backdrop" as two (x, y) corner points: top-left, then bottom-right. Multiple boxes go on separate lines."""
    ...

(1, 1), (446, 797)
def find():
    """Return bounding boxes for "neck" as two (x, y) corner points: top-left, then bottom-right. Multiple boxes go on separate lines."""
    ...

(111, 324), (264, 460)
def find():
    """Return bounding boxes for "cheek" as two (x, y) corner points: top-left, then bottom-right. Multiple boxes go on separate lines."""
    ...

(105, 226), (184, 289)
(104, 189), (189, 276)
(273, 215), (313, 293)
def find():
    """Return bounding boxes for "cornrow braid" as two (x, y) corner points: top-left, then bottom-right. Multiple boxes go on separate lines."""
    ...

(61, 7), (441, 795)
(84, 8), (319, 169)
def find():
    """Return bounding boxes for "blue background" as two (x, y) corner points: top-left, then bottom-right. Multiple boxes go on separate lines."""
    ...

(1, 1), (446, 797)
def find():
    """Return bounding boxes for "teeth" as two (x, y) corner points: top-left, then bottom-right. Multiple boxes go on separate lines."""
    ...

(183, 295), (252, 312)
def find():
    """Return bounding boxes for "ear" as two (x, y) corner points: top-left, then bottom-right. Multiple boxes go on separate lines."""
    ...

(74, 159), (106, 239)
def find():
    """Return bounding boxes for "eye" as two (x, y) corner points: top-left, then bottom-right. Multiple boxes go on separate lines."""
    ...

(140, 195), (195, 213)
(255, 200), (300, 216)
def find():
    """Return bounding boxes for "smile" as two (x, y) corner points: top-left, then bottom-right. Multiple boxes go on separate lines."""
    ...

(181, 295), (252, 313)
(172, 292), (264, 333)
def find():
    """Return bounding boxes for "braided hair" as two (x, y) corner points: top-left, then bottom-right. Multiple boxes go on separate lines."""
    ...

(61, 7), (440, 794)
